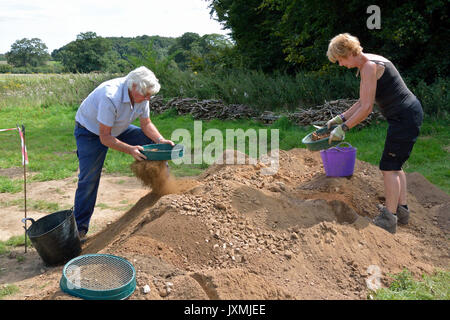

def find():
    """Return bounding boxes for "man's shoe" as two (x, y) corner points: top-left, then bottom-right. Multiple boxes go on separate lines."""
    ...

(78, 230), (87, 244)
(373, 206), (397, 234)
(396, 205), (410, 225)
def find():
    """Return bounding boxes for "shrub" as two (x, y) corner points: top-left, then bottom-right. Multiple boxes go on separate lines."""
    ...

(411, 77), (449, 117)
(0, 63), (12, 73)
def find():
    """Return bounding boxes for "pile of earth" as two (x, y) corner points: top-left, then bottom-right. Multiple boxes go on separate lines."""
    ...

(4, 148), (449, 300)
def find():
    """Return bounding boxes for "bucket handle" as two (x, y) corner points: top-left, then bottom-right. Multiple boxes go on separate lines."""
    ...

(330, 142), (353, 151)
(21, 208), (74, 231)
(21, 217), (35, 232)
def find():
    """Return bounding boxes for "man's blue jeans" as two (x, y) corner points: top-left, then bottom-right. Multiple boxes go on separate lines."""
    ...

(73, 123), (153, 234)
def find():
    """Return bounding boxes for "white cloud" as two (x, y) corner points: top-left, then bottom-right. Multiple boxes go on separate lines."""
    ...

(0, 0), (228, 53)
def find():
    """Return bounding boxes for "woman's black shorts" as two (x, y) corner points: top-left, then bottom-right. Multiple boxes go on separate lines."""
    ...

(379, 97), (424, 171)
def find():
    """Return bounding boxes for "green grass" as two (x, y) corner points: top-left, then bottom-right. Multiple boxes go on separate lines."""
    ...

(0, 103), (81, 183)
(95, 202), (134, 212)
(0, 235), (29, 255)
(0, 73), (117, 109)
(0, 176), (23, 193)
(0, 285), (19, 299)
(26, 199), (62, 212)
(0, 198), (62, 212)
(371, 269), (450, 300)
(0, 197), (70, 214)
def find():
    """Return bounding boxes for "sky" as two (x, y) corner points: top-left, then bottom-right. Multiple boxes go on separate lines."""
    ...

(0, 0), (229, 54)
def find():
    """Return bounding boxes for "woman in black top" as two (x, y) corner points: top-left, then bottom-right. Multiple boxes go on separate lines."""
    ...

(325, 33), (423, 234)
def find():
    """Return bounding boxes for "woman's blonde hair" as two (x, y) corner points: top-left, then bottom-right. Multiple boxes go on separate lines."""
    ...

(327, 33), (363, 63)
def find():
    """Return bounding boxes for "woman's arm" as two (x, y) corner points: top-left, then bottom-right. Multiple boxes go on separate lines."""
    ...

(342, 100), (361, 120)
(345, 62), (377, 129)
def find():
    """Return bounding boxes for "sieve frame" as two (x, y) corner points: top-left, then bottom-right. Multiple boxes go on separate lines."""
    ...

(60, 253), (136, 300)
(301, 125), (342, 151)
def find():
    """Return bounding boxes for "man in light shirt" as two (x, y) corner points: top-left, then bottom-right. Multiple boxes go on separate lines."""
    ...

(73, 66), (174, 241)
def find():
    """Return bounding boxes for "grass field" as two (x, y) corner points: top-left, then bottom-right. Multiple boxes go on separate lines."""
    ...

(0, 73), (117, 109)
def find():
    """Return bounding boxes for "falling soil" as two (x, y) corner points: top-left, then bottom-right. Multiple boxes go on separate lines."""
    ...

(1, 149), (449, 300)
(130, 160), (178, 196)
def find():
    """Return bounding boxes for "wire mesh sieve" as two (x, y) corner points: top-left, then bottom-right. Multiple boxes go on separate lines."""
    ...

(60, 254), (136, 300)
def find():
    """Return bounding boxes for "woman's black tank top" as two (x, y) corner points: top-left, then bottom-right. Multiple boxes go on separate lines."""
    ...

(370, 59), (416, 119)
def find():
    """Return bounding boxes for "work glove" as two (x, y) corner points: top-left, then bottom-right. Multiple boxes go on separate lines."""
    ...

(326, 115), (344, 129)
(328, 125), (345, 144)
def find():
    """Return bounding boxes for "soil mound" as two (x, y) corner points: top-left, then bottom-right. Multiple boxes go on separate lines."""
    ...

(12, 148), (448, 300)
(405, 172), (450, 206)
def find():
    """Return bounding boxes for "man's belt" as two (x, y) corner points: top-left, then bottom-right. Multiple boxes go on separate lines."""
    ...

(75, 121), (87, 130)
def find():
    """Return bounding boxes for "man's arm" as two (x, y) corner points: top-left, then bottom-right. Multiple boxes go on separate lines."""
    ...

(140, 117), (174, 146)
(98, 123), (147, 161)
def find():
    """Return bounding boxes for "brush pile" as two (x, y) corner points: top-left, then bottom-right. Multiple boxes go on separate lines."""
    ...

(150, 97), (258, 120)
(288, 99), (384, 128)
(149, 97), (385, 127)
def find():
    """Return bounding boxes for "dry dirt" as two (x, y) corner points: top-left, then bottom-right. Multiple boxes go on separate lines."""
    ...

(0, 148), (449, 300)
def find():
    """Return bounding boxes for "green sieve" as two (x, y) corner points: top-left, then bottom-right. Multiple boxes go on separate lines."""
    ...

(301, 125), (343, 151)
(60, 254), (136, 300)
(140, 143), (184, 161)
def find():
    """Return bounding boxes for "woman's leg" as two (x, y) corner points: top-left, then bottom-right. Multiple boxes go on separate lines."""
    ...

(376, 98), (422, 232)
(398, 170), (407, 206)
(374, 171), (398, 233)
(382, 170), (401, 214)
(396, 169), (411, 224)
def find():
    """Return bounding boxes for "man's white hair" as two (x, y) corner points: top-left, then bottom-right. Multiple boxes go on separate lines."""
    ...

(126, 66), (161, 96)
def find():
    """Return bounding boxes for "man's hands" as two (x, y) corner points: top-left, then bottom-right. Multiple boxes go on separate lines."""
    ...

(99, 120), (176, 162)
(129, 145), (147, 161)
(328, 125), (345, 144)
(326, 114), (344, 129)
(157, 136), (175, 147)
(140, 117), (175, 148)
(130, 138), (175, 162)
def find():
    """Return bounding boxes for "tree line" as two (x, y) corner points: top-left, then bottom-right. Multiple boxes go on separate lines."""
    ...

(1, 31), (233, 75)
(2, 0), (448, 85)
(206, 0), (449, 83)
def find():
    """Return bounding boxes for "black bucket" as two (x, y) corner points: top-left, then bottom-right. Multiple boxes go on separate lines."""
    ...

(22, 209), (82, 266)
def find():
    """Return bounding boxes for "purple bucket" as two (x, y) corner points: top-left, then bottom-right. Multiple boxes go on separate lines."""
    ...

(320, 142), (357, 177)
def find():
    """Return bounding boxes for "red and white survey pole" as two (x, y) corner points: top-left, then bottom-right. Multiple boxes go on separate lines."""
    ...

(0, 124), (29, 252)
